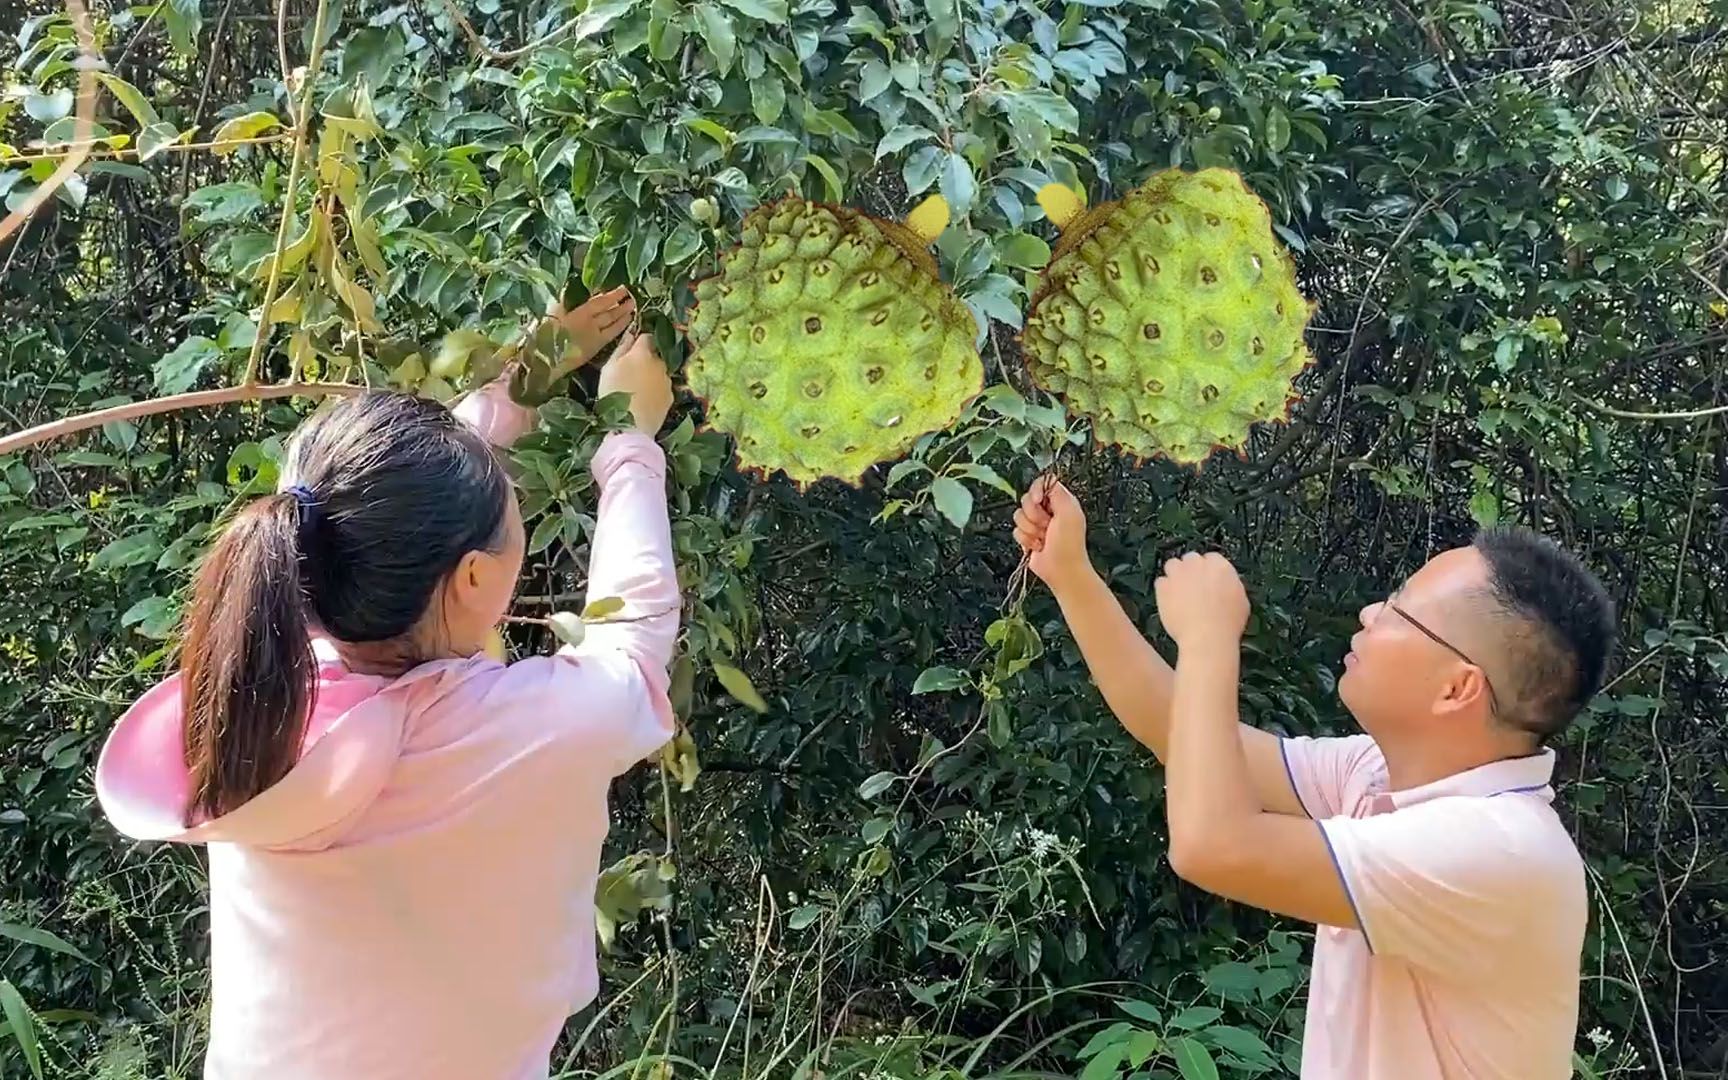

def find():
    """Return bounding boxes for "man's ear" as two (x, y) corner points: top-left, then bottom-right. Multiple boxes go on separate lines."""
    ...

(1435, 664), (1491, 715)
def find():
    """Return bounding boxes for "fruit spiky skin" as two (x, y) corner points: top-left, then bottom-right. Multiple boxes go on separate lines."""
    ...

(1020, 168), (1316, 467)
(684, 196), (982, 488)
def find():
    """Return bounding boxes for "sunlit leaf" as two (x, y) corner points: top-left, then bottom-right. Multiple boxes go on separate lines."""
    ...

(211, 110), (283, 154)
(712, 662), (768, 712)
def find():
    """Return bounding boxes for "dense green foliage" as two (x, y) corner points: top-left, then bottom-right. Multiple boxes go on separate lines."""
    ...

(2, 0), (1725, 1076)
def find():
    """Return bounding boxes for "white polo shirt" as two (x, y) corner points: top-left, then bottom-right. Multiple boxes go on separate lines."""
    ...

(1280, 735), (1587, 1079)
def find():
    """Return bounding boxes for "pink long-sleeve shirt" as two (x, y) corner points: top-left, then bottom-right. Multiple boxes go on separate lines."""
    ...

(95, 380), (679, 1080)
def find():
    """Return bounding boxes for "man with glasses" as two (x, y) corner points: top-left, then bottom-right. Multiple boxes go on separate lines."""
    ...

(1011, 478), (1616, 1079)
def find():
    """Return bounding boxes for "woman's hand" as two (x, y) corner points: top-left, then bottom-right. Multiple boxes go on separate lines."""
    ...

(548, 286), (636, 377)
(597, 330), (674, 435)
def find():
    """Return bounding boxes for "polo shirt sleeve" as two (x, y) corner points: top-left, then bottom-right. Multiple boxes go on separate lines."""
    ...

(1278, 733), (1383, 819)
(1318, 799), (1548, 976)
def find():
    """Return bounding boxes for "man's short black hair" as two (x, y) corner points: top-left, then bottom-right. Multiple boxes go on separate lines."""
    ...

(1471, 526), (1617, 741)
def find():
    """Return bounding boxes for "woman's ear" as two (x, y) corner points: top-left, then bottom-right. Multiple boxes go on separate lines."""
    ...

(450, 549), (490, 607)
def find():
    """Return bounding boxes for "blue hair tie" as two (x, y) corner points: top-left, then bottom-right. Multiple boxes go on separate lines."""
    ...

(284, 484), (322, 536)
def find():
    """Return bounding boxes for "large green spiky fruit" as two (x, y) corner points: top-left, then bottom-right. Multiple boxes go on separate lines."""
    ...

(1020, 168), (1315, 467)
(684, 195), (983, 488)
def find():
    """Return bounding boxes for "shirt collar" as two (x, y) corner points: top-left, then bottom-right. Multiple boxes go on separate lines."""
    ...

(1369, 747), (1557, 814)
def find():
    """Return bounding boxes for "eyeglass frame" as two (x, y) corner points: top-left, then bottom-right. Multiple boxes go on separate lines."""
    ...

(1381, 598), (1502, 717)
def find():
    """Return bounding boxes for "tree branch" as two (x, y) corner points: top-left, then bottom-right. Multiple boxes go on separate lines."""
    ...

(0, 0), (98, 249)
(0, 382), (362, 457)
(245, 0), (333, 386)
(438, 0), (593, 63)
(1572, 394), (1728, 422)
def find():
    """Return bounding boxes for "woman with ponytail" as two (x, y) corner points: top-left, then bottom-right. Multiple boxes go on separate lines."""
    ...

(95, 287), (680, 1080)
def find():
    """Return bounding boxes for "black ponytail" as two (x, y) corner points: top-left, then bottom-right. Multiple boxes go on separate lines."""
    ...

(181, 493), (316, 821)
(178, 391), (510, 822)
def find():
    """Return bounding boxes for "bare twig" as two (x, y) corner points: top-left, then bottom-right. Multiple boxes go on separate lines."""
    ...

(180, 0), (240, 195)
(245, 0), (333, 385)
(438, 0), (591, 63)
(0, 382), (361, 457)
(0, 0), (99, 248)
(1571, 394), (1728, 421)
(1, 132), (292, 165)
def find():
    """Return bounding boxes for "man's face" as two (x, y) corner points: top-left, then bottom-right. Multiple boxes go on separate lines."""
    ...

(1338, 546), (1500, 737)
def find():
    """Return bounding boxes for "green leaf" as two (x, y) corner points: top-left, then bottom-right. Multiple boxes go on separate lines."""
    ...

(694, 4), (737, 76)
(1201, 960), (1259, 996)
(528, 513), (563, 555)
(1016, 88), (1079, 133)
(750, 75), (785, 124)
(858, 57), (892, 101)
(713, 662), (769, 712)
(683, 116), (734, 148)
(1169, 1037), (1219, 1080)
(1079, 1023), (1135, 1061)
(1168, 1006), (1223, 1031)
(952, 463), (1014, 495)
(885, 459), (927, 489)
(625, 221), (662, 281)
(1198, 1025), (1275, 1067)
(876, 124), (934, 160)
(788, 905), (821, 930)
(736, 125), (798, 145)
(137, 121), (184, 162)
(664, 221), (702, 264)
(1078, 1043), (1127, 1080)
(857, 771), (896, 798)
(803, 104), (862, 143)
(718, 0), (788, 19)
(184, 181), (264, 223)
(912, 666), (967, 693)
(1469, 485), (1499, 526)
(120, 596), (179, 639)
(164, 0), (203, 54)
(1117, 999), (1162, 1026)
(929, 475), (973, 527)
(582, 229), (619, 289)
(1125, 1030), (1163, 1067)
(903, 145), (944, 195)
(94, 73), (161, 128)
(1265, 104), (1291, 154)
(0, 981), (41, 1080)
(804, 154), (843, 201)
(939, 153), (976, 216)
(0, 922), (91, 964)
(996, 232), (1050, 269)
(1190, 134), (1235, 169)
(153, 336), (222, 394)
(92, 531), (164, 571)
(572, 0), (638, 41)
(209, 110), (283, 154)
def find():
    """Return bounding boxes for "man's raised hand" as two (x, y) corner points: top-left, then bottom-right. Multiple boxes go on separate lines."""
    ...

(1154, 552), (1250, 649)
(1012, 476), (1092, 594)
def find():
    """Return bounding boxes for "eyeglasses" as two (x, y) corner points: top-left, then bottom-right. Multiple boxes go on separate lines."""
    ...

(1383, 599), (1501, 717)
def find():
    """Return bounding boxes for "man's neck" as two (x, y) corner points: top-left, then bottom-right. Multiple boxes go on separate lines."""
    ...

(1377, 731), (1542, 792)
